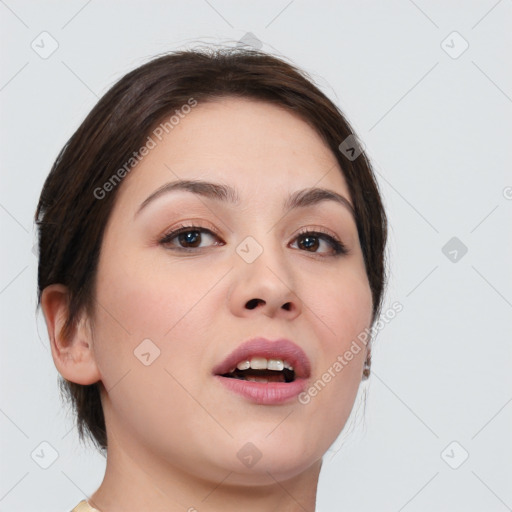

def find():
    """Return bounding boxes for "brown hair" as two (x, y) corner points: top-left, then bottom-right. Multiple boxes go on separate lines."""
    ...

(35, 47), (387, 452)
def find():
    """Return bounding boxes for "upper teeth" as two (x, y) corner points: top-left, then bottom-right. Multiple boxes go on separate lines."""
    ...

(234, 357), (294, 372)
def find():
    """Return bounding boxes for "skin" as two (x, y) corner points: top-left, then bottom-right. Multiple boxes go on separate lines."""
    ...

(42, 97), (373, 512)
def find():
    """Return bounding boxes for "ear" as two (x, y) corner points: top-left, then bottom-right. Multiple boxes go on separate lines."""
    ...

(362, 347), (371, 380)
(41, 284), (101, 385)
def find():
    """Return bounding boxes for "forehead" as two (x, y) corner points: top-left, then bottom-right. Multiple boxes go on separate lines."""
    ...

(118, 97), (351, 210)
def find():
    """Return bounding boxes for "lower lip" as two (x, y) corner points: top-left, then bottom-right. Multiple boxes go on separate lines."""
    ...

(214, 375), (307, 405)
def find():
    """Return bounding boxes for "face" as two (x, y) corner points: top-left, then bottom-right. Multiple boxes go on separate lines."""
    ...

(90, 97), (373, 484)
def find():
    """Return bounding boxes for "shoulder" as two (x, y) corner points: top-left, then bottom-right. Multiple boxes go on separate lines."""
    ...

(69, 499), (102, 512)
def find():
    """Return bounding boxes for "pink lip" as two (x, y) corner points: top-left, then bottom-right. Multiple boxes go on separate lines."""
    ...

(212, 337), (311, 405)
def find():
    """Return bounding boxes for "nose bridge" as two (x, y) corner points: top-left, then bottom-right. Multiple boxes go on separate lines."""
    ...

(228, 231), (301, 318)
(238, 231), (291, 285)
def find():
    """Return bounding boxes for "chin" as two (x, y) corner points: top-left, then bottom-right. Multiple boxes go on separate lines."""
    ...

(213, 434), (325, 484)
(226, 452), (323, 487)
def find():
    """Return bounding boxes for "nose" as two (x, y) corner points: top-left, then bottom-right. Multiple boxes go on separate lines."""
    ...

(228, 247), (302, 320)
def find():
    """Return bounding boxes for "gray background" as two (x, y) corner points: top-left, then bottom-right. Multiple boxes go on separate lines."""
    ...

(1, 1), (511, 511)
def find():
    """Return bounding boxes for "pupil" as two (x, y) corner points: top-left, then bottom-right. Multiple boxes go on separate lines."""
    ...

(300, 235), (318, 251)
(179, 231), (200, 247)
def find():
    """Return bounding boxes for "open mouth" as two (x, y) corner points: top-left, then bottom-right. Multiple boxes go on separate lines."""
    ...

(213, 339), (310, 404)
(221, 368), (295, 383)
(220, 356), (296, 383)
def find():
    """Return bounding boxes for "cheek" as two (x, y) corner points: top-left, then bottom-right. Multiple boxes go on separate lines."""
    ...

(95, 252), (219, 338)
(92, 254), (225, 388)
(324, 268), (372, 386)
(91, 261), (212, 444)
(306, 265), (373, 349)
(297, 267), (372, 434)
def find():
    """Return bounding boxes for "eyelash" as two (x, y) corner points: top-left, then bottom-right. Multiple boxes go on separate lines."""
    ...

(293, 227), (348, 256)
(158, 224), (223, 252)
(158, 223), (348, 257)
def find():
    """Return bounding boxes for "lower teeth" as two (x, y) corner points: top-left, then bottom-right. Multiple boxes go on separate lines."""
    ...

(232, 375), (269, 383)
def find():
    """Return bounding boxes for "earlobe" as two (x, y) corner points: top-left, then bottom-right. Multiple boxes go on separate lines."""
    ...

(362, 348), (371, 380)
(40, 284), (101, 385)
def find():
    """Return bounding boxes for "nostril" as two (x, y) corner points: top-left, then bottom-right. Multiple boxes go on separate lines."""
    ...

(246, 298), (265, 310)
(282, 302), (292, 311)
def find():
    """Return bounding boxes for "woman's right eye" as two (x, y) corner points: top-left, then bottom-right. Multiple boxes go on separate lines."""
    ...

(159, 226), (224, 250)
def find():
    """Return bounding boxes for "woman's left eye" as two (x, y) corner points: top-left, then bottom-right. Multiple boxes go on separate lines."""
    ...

(290, 231), (347, 256)
(159, 226), (223, 250)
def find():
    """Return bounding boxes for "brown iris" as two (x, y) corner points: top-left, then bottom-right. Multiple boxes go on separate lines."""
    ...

(178, 230), (201, 247)
(298, 234), (319, 252)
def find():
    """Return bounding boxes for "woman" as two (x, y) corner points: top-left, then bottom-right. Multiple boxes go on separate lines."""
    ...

(36, 47), (387, 512)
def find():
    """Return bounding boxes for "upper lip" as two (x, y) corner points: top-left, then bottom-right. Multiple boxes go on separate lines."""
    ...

(212, 337), (311, 379)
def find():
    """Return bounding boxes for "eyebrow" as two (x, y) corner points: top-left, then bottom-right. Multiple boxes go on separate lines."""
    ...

(135, 179), (355, 220)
